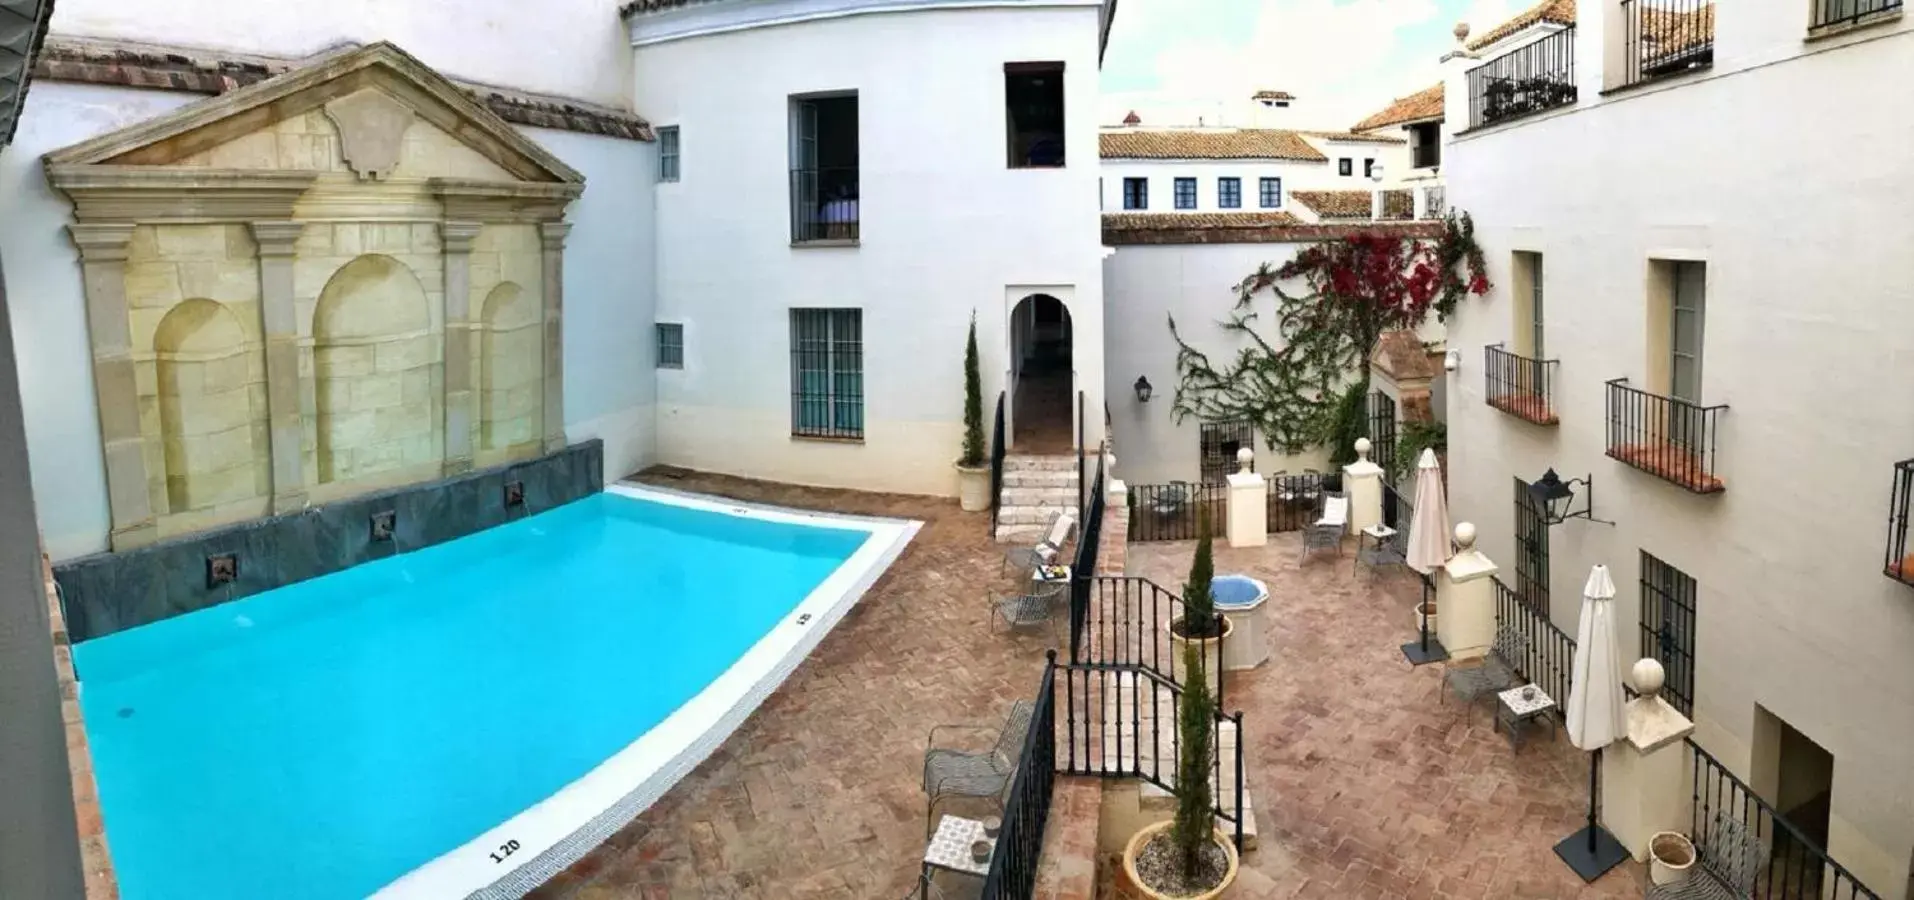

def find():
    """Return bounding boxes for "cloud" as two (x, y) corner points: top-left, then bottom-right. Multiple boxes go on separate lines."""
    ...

(1101, 0), (1526, 130)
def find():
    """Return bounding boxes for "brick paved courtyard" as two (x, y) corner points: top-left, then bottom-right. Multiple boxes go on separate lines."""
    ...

(533, 471), (1646, 899)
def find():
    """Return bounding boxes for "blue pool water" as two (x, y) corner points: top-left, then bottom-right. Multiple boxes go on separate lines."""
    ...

(74, 492), (872, 900)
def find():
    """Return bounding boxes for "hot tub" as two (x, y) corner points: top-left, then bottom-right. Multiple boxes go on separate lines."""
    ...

(1212, 574), (1269, 670)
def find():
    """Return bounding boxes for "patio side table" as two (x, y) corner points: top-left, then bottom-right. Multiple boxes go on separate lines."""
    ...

(1495, 684), (1557, 752)
(922, 814), (994, 882)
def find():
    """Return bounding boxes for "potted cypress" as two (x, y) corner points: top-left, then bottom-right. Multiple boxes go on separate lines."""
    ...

(954, 313), (992, 511)
(1166, 518), (1233, 661)
(1123, 529), (1240, 898)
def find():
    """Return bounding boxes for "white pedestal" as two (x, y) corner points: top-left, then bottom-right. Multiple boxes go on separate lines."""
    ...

(1225, 470), (1268, 548)
(1602, 692), (1698, 861)
(1343, 459), (1384, 537)
(1437, 525), (1498, 659)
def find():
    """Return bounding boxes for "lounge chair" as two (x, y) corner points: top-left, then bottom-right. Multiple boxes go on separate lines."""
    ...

(1000, 510), (1075, 577)
(923, 699), (1034, 834)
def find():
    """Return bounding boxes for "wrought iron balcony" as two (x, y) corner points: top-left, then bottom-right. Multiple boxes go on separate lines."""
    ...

(1813, 0), (1901, 30)
(1604, 378), (1726, 493)
(1467, 26), (1578, 129)
(1888, 459), (1914, 586)
(1484, 344), (1559, 425)
(1618, 0), (1714, 90)
(790, 166), (859, 243)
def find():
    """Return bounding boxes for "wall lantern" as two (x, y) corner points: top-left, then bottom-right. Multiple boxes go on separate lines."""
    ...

(1369, 162), (1386, 184)
(1133, 376), (1153, 403)
(1530, 469), (1614, 526)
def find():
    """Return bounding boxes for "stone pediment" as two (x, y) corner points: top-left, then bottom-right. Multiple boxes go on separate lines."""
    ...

(43, 41), (583, 187)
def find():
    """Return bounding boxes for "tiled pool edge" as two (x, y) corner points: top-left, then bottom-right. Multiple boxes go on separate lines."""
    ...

(370, 484), (921, 900)
(43, 551), (119, 899)
(54, 440), (603, 643)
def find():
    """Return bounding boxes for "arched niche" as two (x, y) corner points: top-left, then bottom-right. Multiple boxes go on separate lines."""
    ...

(154, 298), (268, 512)
(476, 281), (542, 455)
(311, 254), (435, 485)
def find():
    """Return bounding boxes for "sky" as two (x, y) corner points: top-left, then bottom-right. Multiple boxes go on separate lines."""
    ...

(1098, 0), (1530, 132)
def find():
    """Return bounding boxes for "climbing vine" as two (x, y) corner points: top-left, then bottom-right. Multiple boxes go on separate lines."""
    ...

(1168, 212), (1490, 455)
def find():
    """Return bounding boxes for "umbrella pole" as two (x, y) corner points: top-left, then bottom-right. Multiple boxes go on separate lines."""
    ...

(1399, 577), (1448, 666)
(1587, 748), (1600, 852)
(1554, 745), (1627, 881)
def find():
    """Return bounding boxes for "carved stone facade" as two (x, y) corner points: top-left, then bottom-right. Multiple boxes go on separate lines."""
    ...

(44, 42), (584, 550)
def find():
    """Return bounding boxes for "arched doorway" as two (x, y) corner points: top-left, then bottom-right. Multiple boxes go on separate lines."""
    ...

(1008, 293), (1073, 453)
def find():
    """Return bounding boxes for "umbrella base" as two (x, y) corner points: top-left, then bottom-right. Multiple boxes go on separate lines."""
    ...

(1554, 824), (1629, 882)
(1400, 638), (1449, 666)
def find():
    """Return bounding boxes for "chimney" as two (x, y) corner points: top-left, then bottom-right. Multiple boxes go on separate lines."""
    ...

(1249, 89), (1295, 128)
(1122, 109), (1141, 127)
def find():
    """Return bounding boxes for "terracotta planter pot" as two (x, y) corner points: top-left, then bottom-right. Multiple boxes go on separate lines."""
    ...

(1415, 601), (1437, 636)
(1121, 820), (1240, 900)
(955, 462), (991, 512)
(1649, 831), (1696, 885)
(1167, 614), (1233, 672)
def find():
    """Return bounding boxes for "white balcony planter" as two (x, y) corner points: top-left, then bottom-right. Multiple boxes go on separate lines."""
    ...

(955, 462), (991, 512)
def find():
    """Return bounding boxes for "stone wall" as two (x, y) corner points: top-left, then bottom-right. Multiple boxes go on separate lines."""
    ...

(54, 439), (603, 643)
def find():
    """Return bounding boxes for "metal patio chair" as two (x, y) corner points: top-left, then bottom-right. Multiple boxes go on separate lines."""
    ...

(1646, 813), (1768, 899)
(1300, 491), (1348, 562)
(986, 580), (1067, 644)
(1443, 624), (1529, 723)
(1000, 510), (1075, 578)
(923, 699), (1034, 834)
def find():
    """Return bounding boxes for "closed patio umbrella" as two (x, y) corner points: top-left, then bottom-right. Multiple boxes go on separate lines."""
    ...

(1554, 564), (1631, 882)
(1401, 448), (1451, 664)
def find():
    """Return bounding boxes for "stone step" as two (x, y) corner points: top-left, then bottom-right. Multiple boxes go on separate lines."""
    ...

(1004, 454), (1081, 472)
(999, 487), (1079, 508)
(1002, 469), (1080, 488)
(993, 523), (1052, 543)
(995, 505), (1072, 526)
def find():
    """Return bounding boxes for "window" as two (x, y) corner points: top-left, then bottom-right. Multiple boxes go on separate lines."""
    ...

(1412, 122), (1441, 168)
(657, 126), (680, 182)
(1670, 262), (1705, 404)
(1005, 62), (1065, 168)
(790, 94), (859, 243)
(790, 309), (863, 439)
(1258, 177), (1282, 208)
(1217, 177), (1241, 209)
(1098, 177), (1103, 210)
(1122, 177), (1148, 210)
(1514, 476), (1550, 612)
(1173, 177), (1196, 209)
(1513, 252), (1544, 359)
(1364, 158), (1376, 179)
(655, 323), (683, 369)
(1199, 421), (1254, 484)
(1639, 551), (1697, 717)
(1813, 0), (1903, 29)
(1338, 158), (1353, 176)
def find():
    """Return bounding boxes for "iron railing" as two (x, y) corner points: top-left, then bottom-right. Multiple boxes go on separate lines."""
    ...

(1493, 576), (1575, 708)
(1127, 481), (1226, 542)
(1068, 452), (1107, 658)
(1619, 0), (1715, 90)
(1467, 25), (1578, 129)
(1382, 480), (1414, 533)
(1514, 476), (1552, 614)
(981, 654), (1058, 900)
(1061, 575), (1245, 851)
(1379, 189), (1415, 221)
(1266, 472), (1343, 533)
(1813, 0), (1901, 29)
(1484, 343), (1560, 425)
(1683, 738), (1884, 900)
(1887, 459), (1914, 586)
(1421, 185), (1446, 219)
(1605, 377), (1728, 493)
(1077, 391), (1087, 517)
(989, 392), (1006, 534)
(1368, 390), (1398, 475)
(789, 166), (859, 243)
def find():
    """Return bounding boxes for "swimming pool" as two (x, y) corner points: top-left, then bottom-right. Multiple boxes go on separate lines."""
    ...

(74, 485), (917, 900)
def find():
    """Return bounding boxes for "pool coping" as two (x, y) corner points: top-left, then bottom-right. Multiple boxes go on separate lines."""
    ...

(372, 483), (921, 900)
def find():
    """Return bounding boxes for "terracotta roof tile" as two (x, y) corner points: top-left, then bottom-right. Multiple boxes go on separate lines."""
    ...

(1252, 90), (1295, 101)
(1102, 211), (1302, 231)
(1467, 0), (1576, 50)
(619, 0), (716, 16)
(1290, 190), (1415, 220)
(1353, 83), (1444, 132)
(1100, 129), (1326, 161)
(1302, 130), (1406, 145)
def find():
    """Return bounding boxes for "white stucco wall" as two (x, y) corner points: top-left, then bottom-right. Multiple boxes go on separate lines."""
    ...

(0, 83), (656, 560)
(1444, 13), (1914, 895)
(636, 4), (1106, 497)
(46, 0), (635, 108)
(1102, 241), (1332, 486)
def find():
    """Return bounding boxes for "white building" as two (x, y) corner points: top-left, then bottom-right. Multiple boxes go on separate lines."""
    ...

(1098, 118), (1413, 221)
(1441, 0), (1914, 894)
(631, 0), (1114, 499)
